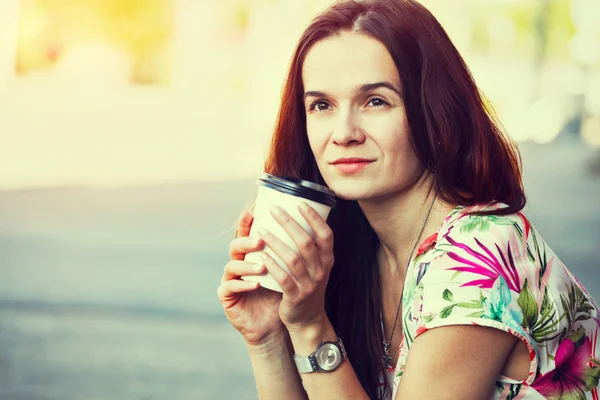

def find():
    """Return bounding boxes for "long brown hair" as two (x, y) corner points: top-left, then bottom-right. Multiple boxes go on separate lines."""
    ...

(263, 0), (526, 398)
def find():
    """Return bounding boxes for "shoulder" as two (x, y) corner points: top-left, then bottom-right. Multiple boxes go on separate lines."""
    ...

(416, 202), (532, 275)
(412, 201), (540, 340)
(405, 202), (541, 384)
(439, 201), (529, 245)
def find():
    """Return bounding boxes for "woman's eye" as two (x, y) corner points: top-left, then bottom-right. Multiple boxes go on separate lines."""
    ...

(310, 101), (331, 112)
(367, 98), (388, 107)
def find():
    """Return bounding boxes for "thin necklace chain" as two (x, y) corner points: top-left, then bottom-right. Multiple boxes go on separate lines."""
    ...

(381, 192), (438, 369)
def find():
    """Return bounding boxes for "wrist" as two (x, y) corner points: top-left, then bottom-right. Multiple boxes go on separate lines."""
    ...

(287, 316), (337, 356)
(244, 328), (291, 355)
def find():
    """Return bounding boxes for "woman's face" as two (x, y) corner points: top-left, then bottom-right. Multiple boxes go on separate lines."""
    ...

(302, 32), (426, 201)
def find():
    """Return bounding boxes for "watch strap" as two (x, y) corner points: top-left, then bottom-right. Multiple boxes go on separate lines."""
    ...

(294, 352), (318, 373)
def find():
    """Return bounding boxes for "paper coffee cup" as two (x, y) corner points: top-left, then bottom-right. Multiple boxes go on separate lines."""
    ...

(242, 174), (336, 292)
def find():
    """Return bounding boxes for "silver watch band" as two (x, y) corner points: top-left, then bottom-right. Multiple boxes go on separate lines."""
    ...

(293, 337), (346, 373)
(294, 352), (318, 373)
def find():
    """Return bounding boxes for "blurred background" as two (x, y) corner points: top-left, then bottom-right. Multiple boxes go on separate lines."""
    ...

(0, 0), (598, 399)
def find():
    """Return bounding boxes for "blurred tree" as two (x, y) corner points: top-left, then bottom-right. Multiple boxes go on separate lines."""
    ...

(15, 0), (175, 85)
(470, 0), (575, 62)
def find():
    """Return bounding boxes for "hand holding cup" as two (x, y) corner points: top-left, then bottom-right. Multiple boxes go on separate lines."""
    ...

(256, 201), (336, 332)
(240, 174), (337, 332)
(217, 209), (286, 346)
(242, 174), (336, 293)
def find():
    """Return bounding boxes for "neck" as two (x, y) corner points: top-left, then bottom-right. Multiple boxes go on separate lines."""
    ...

(358, 172), (453, 276)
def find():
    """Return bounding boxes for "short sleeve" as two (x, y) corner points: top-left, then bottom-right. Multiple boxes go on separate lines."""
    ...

(415, 211), (541, 385)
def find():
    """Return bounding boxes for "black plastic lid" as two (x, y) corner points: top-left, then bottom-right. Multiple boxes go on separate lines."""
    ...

(257, 173), (337, 208)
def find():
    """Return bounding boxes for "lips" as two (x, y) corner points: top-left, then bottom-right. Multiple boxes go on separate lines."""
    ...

(330, 158), (374, 174)
(331, 157), (373, 165)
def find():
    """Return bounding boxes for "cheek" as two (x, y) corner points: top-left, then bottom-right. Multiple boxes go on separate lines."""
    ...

(374, 119), (422, 178)
(371, 116), (412, 156)
(306, 120), (329, 159)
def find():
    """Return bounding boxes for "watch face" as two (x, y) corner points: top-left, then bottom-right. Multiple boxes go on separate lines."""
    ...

(315, 343), (341, 371)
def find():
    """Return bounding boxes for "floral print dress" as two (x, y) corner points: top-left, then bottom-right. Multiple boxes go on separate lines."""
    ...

(382, 203), (600, 400)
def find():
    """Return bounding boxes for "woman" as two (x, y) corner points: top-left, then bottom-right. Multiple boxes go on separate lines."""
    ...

(217, 0), (600, 398)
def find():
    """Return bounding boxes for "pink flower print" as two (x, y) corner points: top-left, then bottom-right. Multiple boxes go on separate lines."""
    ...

(532, 335), (600, 399)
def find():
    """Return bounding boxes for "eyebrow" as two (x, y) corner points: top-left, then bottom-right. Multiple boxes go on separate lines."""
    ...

(303, 81), (402, 100)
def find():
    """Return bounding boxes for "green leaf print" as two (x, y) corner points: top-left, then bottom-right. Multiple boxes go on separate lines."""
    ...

(460, 216), (490, 233)
(505, 383), (522, 400)
(495, 381), (503, 394)
(456, 299), (484, 309)
(560, 282), (595, 332)
(442, 289), (454, 302)
(568, 327), (586, 344)
(447, 206), (464, 221)
(513, 222), (536, 263)
(531, 287), (562, 343)
(421, 314), (435, 324)
(561, 389), (590, 400)
(438, 288), (484, 319)
(517, 279), (539, 328)
(459, 215), (515, 234)
(513, 223), (522, 237)
(439, 304), (455, 318)
(530, 228), (549, 286)
(583, 365), (600, 395)
(540, 287), (552, 314)
(466, 311), (484, 318)
(450, 270), (463, 281)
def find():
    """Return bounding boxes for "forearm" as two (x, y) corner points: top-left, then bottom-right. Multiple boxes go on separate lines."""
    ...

(246, 332), (308, 400)
(288, 319), (369, 400)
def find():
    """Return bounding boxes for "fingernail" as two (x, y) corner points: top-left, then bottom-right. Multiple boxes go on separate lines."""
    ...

(260, 253), (268, 262)
(258, 228), (268, 236)
(270, 205), (283, 216)
(299, 202), (310, 212)
(254, 264), (264, 272)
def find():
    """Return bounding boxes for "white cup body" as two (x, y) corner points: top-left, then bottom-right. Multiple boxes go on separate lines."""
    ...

(242, 185), (332, 292)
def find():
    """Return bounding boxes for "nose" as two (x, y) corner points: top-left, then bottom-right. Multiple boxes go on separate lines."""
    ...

(331, 109), (365, 146)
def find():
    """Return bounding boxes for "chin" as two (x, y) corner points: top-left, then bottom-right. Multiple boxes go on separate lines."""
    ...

(325, 178), (377, 201)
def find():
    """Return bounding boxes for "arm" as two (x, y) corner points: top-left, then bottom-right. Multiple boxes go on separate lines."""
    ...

(250, 308), (522, 400)
(395, 325), (521, 399)
(394, 210), (537, 398)
(246, 332), (308, 400)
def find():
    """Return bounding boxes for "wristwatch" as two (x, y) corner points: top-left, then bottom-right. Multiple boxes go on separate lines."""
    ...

(294, 337), (347, 373)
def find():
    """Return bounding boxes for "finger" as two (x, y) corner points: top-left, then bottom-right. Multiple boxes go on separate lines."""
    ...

(257, 226), (310, 284)
(268, 205), (320, 278)
(235, 209), (254, 239)
(221, 260), (266, 284)
(261, 252), (299, 297)
(229, 236), (265, 260)
(298, 202), (334, 264)
(217, 279), (261, 308)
